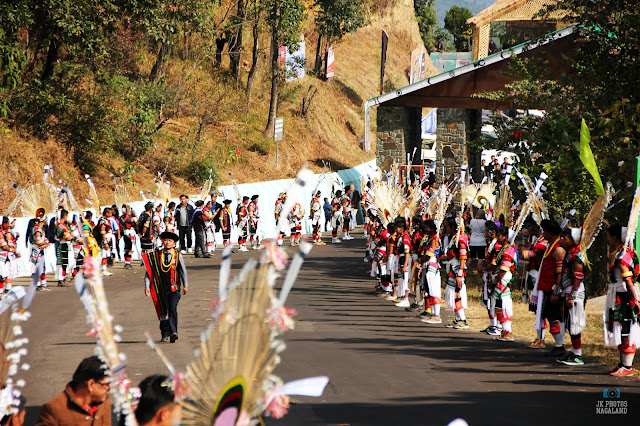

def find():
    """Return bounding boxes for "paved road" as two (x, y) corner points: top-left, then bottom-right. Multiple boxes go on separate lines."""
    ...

(19, 232), (640, 425)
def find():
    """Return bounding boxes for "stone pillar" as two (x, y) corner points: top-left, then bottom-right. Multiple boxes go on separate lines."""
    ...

(376, 106), (422, 173)
(436, 108), (469, 183)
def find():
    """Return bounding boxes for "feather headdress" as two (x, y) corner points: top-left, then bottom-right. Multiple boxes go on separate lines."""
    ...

(75, 255), (135, 424)
(434, 184), (452, 234)
(579, 183), (614, 254)
(472, 182), (496, 209)
(368, 180), (404, 226)
(624, 185), (640, 249)
(200, 169), (215, 202)
(462, 183), (481, 210)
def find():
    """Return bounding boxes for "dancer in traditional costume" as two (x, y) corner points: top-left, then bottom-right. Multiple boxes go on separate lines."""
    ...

(248, 195), (261, 249)
(143, 231), (188, 343)
(28, 209), (50, 291)
(555, 227), (587, 365)
(0, 217), (20, 295)
(533, 220), (566, 357)
(310, 191), (325, 245)
(330, 190), (343, 244)
(480, 221), (501, 335)
(54, 209), (73, 287)
(489, 226), (518, 341)
(392, 218), (412, 308)
(274, 193), (286, 246)
(373, 220), (393, 297)
(341, 188), (354, 241)
(604, 224), (640, 376)
(443, 218), (469, 329)
(288, 202), (303, 247)
(69, 215), (85, 279)
(523, 221), (548, 348)
(95, 208), (114, 277)
(421, 220), (443, 324)
(218, 200), (233, 248)
(138, 202), (155, 257)
(237, 196), (249, 252)
(121, 205), (138, 269)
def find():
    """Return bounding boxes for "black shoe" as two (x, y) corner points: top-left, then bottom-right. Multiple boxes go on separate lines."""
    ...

(203, 255), (212, 258)
(170, 333), (178, 343)
(545, 346), (567, 357)
(194, 255), (203, 258)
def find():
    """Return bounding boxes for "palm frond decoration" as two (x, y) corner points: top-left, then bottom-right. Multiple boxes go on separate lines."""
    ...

(579, 183), (614, 254)
(75, 255), (135, 424)
(494, 184), (513, 226)
(368, 180), (404, 226)
(84, 175), (101, 213)
(624, 185), (640, 250)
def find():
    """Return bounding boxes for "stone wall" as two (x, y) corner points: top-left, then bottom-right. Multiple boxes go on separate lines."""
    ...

(376, 106), (422, 173)
(435, 108), (469, 183)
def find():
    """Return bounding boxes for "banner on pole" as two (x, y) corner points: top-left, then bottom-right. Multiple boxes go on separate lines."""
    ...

(326, 47), (335, 79)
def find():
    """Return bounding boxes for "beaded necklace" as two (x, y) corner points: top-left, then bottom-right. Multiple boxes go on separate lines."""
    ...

(161, 248), (176, 272)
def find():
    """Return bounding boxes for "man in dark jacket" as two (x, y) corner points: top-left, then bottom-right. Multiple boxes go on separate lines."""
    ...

(36, 356), (112, 425)
(174, 195), (194, 254)
(191, 200), (210, 258)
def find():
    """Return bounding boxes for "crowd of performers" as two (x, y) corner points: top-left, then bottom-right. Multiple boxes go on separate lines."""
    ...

(361, 169), (639, 377)
(0, 181), (364, 295)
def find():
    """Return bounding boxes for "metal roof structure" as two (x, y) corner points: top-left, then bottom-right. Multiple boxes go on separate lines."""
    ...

(363, 24), (577, 150)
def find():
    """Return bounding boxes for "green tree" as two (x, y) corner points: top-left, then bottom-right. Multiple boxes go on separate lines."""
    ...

(263, 0), (305, 136)
(443, 5), (472, 51)
(313, 0), (367, 77)
(414, 0), (438, 52)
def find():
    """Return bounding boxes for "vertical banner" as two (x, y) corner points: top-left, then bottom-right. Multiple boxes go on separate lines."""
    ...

(325, 47), (335, 79)
(380, 30), (388, 95)
(278, 46), (286, 69)
(410, 47), (426, 84)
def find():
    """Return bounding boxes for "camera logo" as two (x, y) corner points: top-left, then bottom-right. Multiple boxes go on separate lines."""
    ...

(603, 389), (621, 399)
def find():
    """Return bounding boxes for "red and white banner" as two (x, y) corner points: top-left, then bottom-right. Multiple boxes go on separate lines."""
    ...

(326, 47), (335, 79)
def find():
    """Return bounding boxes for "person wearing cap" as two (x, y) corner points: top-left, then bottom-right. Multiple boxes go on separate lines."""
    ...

(533, 219), (566, 357)
(191, 200), (211, 258)
(217, 200), (234, 248)
(27, 209), (51, 291)
(310, 191), (325, 245)
(488, 226), (519, 342)
(143, 231), (188, 343)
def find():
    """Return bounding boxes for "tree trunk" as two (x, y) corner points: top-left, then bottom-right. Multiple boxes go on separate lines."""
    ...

(245, 20), (260, 119)
(41, 36), (59, 81)
(264, 12), (280, 137)
(229, 0), (246, 81)
(214, 36), (227, 68)
(314, 34), (324, 76)
(149, 41), (172, 82)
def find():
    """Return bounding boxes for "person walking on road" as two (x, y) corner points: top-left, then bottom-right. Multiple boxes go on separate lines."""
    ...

(143, 231), (188, 343)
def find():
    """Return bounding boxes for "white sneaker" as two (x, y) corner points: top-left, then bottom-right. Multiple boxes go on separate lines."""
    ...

(252, 245), (258, 250)
(188, 248), (193, 253)
(239, 246), (249, 252)
(395, 299), (410, 308)
(102, 271), (113, 277)
(180, 250), (187, 254)
(344, 235), (354, 240)
(332, 238), (342, 243)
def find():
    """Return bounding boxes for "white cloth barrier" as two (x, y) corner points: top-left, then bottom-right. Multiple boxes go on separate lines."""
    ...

(8, 160), (378, 277)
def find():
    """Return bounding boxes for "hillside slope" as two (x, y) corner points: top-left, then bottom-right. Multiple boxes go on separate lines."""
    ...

(0, 0), (435, 213)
